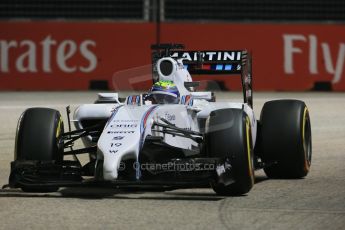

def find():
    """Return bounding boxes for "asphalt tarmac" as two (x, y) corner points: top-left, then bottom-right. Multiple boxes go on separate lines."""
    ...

(0, 92), (344, 230)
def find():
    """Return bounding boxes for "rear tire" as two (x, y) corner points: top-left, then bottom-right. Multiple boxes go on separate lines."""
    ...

(259, 100), (312, 178)
(206, 109), (255, 196)
(14, 108), (64, 192)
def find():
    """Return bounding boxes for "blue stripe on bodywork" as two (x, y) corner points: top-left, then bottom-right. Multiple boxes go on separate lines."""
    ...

(136, 105), (159, 179)
(181, 95), (186, 104)
(105, 105), (123, 128)
(189, 98), (194, 106)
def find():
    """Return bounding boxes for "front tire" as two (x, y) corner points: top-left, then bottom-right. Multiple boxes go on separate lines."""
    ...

(206, 109), (255, 196)
(13, 108), (64, 192)
(259, 100), (312, 178)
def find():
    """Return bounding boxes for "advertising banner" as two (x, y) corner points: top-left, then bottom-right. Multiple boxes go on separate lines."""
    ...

(0, 22), (155, 90)
(0, 22), (344, 91)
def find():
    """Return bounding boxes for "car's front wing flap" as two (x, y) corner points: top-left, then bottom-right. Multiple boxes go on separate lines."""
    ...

(4, 158), (230, 190)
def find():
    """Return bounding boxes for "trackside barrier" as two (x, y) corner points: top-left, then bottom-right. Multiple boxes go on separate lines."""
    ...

(0, 22), (344, 91)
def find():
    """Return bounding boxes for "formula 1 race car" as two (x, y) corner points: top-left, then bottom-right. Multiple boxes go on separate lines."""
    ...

(6, 44), (312, 195)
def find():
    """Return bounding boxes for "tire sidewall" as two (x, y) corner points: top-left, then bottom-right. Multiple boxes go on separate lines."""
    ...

(206, 109), (254, 195)
(15, 108), (64, 162)
(260, 100), (312, 178)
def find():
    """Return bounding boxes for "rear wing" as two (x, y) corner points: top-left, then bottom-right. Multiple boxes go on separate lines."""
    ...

(151, 44), (253, 107)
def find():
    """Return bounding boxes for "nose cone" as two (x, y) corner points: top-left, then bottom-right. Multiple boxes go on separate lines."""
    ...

(96, 105), (157, 181)
(97, 124), (141, 181)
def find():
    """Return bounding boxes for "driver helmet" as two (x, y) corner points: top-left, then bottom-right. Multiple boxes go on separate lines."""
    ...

(149, 80), (180, 104)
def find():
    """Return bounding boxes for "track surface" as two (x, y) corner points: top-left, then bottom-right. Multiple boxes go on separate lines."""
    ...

(0, 92), (344, 230)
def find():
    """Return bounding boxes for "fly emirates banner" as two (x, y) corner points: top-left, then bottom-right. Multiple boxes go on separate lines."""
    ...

(0, 22), (344, 91)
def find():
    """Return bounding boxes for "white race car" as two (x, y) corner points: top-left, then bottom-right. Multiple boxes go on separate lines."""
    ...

(6, 44), (312, 196)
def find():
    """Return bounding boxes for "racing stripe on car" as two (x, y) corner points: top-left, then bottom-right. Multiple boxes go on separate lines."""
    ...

(180, 96), (185, 104)
(135, 95), (140, 105)
(140, 105), (159, 140)
(137, 105), (159, 179)
(132, 95), (137, 105)
(185, 95), (193, 106)
(181, 95), (193, 105)
(127, 95), (141, 105)
(184, 95), (190, 105)
(104, 105), (123, 128)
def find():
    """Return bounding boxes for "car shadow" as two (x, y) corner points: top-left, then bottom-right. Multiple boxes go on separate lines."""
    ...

(0, 175), (269, 201)
(0, 187), (224, 201)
